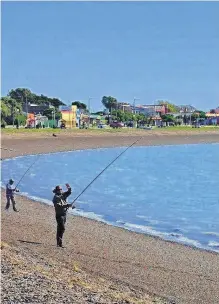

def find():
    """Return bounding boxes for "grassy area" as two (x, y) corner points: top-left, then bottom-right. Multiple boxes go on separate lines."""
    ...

(153, 125), (219, 132)
(1, 125), (219, 135)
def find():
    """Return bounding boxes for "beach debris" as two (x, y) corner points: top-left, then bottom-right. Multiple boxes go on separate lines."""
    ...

(0, 147), (16, 151)
(1, 242), (10, 249)
(72, 262), (81, 272)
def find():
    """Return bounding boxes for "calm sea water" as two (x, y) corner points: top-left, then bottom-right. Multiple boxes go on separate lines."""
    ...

(1, 144), (219, 252)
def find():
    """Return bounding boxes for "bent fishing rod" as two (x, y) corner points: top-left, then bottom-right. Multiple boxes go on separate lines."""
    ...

(5, 133), (64, 186)
(7, 133), (71, 188)
(71, 137), (142, 208)
(15, 154), (41, 189)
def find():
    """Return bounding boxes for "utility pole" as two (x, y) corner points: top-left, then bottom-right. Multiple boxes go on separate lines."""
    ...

(68, 106), (71, 128)
(25, 91), (28, 118)
(133, 98), (136, 115)
(54, 107), (56, 126)
(133, 97), (140, 127)
(133, 97), (140, 114)
(88, 98), (91, 127)
(12, 102), (15, 127)
(88, 98), (91, 114)
(88, 97), (95, 126)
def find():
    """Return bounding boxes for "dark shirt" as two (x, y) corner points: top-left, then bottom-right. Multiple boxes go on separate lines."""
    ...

(6, 183), (16, 197)
(52, 188), (72, 216)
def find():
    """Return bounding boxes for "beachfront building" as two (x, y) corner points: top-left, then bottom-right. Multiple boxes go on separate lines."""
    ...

(205, 112), (219, 125)
(170, 112), (193, 125)
(117, 102), (133, 112)
(177, 105), (197, 113)
(26, 113), (49, 128)
(117, 102), (167, 117)
(116, 102), (167, 126)
(166, 105), (197, 125)
(133, 104), (167, 116)
(89, 114), (102, 126)
(22, 103), (53, 115)
(149, 116), (163, 126)
(60, 105), (77, 128)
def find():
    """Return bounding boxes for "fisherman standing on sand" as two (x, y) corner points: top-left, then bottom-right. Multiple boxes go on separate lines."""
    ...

(5, 179), (19, 212)
(52, 184), (75, 248)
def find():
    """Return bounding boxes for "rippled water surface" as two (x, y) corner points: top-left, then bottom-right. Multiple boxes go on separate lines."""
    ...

(1, 143), (219, 252)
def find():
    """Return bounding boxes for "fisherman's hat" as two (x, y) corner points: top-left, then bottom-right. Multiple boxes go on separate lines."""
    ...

(53, 185), (62, 193)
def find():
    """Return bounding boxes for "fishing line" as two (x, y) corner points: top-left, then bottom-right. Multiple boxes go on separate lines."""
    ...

(72, 137), (142, 207)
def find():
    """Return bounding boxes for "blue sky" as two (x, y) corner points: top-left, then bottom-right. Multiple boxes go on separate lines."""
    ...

(1, 1), (219, 111)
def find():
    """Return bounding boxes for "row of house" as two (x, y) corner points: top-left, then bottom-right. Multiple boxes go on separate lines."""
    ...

(25, 104), (102, 128)
(24, 101), (219, 128)
(117, 103), (167, 115)
(205, 109), (219, 125)
(116, 103), (198, 126)
(60, 106), (104, 128)
(117, 102), (219, 125)
(25, 104), (79, 128)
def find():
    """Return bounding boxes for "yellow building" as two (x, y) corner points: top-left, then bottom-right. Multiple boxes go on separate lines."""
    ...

(61, 105), (77, 128)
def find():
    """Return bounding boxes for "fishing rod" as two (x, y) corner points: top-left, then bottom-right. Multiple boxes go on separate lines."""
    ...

(72, 137), (142, 208)
(4, 133), (62, 185)
(15, 154), (41, 189)
(4, 133), (69, 186)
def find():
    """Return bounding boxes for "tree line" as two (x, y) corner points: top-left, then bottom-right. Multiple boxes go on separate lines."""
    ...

(101, 96), (208, 124)
(1, 88), (215, 127)
(0, 88), (93, 126)
(101, 96), (179, 113)
(1, 88), (65, 126)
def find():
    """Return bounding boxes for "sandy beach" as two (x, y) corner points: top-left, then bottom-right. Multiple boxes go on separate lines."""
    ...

(1, 130), (219, 304)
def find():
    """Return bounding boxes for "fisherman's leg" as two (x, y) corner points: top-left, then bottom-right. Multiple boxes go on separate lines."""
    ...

(59, 216), (66, 242)
(56, 216), (66, 247)
(5, 196), (11, 210)
(56, 216), (63, 246)
(11, 196), (18, 212)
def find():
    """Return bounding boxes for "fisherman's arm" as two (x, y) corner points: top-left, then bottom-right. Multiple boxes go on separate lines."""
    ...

(62, 185), (72, 200)
(7, 184), (19, 192)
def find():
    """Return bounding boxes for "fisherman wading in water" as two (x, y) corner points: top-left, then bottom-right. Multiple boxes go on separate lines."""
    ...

(52, 184), (75, 248)
(5, 179), (19, 212)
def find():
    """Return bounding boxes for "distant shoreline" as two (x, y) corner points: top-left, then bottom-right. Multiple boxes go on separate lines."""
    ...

(1, 129), (219, 160)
